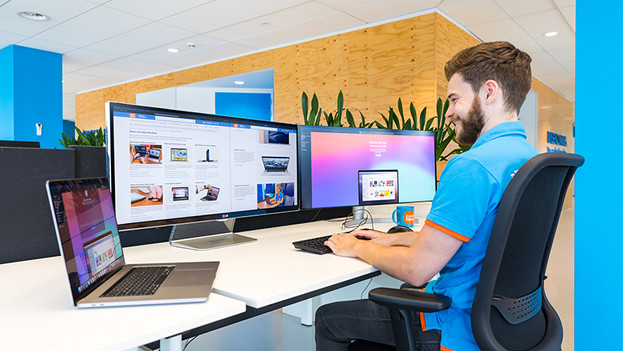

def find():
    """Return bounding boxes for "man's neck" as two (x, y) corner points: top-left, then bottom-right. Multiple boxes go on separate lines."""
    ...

(478, 112), (518, 138)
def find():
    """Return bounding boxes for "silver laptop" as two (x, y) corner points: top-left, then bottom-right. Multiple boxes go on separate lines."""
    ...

(46, 178), (219, 308)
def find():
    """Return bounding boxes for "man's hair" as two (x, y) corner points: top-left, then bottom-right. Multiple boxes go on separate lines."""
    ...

(445, 41), (532, 114)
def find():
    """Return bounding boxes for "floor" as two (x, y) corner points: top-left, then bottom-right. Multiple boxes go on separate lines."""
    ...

(181, 209), (575, 351)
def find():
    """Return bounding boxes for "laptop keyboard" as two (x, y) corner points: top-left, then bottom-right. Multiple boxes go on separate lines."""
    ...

(292, 235), (333, 254)
(101, 266), (174, 297)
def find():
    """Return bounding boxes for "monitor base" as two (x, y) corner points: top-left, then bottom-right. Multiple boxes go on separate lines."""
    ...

(168, 219), (257, 251)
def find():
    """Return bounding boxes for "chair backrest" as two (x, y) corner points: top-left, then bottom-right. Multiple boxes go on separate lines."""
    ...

(472, 153), (584, 351)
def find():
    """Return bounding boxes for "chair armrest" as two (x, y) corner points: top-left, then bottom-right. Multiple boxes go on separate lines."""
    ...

(369, 287), (451, 313)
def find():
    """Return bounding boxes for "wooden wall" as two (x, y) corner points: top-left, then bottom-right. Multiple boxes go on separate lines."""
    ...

(76, 13), (444, 130)
(75, 11), (575, 209)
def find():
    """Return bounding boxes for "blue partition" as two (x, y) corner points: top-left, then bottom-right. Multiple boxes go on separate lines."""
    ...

(575, 1), (623, 349)
(0, 45), (62, 148)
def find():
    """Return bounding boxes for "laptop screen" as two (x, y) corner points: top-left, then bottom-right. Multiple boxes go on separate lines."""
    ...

(262, 156), (290, 171)
(358, 170), (399, 206)
(47, 178), (125, 303)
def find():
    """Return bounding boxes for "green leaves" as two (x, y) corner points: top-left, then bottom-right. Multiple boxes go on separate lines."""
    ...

(59, 127), (106, 148)
(301, 92), (322, 126)
(300, 91), (469, 161)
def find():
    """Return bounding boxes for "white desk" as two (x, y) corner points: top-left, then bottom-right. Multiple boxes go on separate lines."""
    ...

(0, 256), (246, 351)
(125, 220), (382, 309)
(0, 220), (388, 350)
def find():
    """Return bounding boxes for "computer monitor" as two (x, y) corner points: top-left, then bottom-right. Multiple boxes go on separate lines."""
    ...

(298, 125), (435, 223)
(106, 102), (298, 249)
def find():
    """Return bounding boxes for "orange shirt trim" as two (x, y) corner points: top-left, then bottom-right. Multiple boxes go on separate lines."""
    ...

(425, 219), (470, 242)
(440, 347), (454, 351)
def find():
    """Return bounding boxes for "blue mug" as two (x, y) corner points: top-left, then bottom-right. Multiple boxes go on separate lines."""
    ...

(392, 205), (415, 227)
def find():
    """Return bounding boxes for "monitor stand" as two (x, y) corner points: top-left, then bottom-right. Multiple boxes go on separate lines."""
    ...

(168, 219), (256, 251)
(345, 206), (391, 227)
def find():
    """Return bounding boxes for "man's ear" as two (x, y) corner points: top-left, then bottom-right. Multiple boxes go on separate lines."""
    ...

(482, 80), (500, 105)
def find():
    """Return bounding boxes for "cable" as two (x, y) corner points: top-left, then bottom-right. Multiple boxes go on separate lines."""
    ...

(341, 208), (375, 231)
(308, 208), (323, 223)
(360, 278), (373, 299)
(183, 336), (198, 351)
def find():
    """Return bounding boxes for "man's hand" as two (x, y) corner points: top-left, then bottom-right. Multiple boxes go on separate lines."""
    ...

(324, 234), (364, 257)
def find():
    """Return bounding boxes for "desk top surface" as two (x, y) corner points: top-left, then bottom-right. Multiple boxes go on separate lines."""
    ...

(125, 220), (388, 308)
(0, 220), (392, 350)
(0, 256), (246, 351)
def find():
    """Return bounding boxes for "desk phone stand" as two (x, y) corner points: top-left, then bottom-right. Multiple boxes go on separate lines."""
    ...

(169, 219), (256, 251)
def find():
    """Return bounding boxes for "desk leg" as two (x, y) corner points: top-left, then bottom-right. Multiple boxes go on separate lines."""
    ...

(301, 299), (313, 326)
(160, 334), (182, 351)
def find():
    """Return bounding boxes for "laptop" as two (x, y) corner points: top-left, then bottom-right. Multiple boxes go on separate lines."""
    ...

(46, 178), (219, 308)
(147, 148), (161, 162)
(200, 186), (220, 201)
(170, 148), (188, 161)
(172, 186), (189, 201)
(261, 156), (289, 172)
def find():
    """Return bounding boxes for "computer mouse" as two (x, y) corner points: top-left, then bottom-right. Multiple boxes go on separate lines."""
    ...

(387, 225), (413, 233)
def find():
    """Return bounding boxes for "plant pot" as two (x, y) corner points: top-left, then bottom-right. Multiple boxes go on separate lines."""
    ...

(70, 145), (107, 178)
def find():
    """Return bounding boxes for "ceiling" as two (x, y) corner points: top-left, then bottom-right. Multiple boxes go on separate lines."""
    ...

(0, 0), (575, 122)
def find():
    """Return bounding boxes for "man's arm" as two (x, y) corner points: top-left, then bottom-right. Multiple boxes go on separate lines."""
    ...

(350, 229), (417, 247)
(326, 224), (463, 287)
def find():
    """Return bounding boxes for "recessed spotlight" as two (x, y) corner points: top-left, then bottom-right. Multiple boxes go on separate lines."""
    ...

(167, 48), (180, 53)
(544, 31), (558, 37)
(18, 11), (50, 22)
(234, 81), (245, 85)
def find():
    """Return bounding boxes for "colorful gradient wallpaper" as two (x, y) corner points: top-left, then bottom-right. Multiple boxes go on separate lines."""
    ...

(308, 131), (436, 208)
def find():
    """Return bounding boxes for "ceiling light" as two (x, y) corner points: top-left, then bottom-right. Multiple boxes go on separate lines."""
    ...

(187, 42), (196, 49)
(234, 81), (245, 85)
(544, 31), (558, 37)
(18, 11), (50, 21)
(167, 48), (180, 53)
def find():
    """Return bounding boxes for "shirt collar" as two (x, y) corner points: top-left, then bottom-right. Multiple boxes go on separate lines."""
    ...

(471, 121), (527, 149)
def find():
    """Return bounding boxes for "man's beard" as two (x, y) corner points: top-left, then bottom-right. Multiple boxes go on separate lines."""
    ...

(455, 96), (485, 145)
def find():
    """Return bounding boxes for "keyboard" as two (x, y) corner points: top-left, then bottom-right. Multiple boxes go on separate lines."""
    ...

(292, 235), (333, 254)
(101, 266), (174, 297)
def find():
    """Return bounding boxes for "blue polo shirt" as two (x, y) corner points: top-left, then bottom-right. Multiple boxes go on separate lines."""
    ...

(422, 121), (538, 351)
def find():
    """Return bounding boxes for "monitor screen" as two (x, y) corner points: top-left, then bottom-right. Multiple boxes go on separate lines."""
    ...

(106, 102), (299, 230)
(298, 125), (436, 209)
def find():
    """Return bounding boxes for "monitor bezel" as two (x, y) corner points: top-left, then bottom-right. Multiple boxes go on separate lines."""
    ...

(106, 102), (300, 231)
(297, 125), (437, 210)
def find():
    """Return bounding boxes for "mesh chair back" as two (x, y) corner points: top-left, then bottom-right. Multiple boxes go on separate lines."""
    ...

(472, 153), (584, 351)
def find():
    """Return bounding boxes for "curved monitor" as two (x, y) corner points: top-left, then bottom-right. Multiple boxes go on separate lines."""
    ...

(106, 102), (298, 231)
(298, 125), (436, 209)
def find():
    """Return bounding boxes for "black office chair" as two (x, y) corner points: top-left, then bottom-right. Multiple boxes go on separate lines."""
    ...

(354, 152), (584, 351)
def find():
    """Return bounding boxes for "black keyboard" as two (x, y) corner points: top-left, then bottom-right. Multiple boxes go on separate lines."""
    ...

(101, 266), (174, 297)
(293, 235), (332, 254)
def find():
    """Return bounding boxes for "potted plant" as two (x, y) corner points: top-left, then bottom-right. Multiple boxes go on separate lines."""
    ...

(59, 127), (107, 178)
(301, 91), (371, 128)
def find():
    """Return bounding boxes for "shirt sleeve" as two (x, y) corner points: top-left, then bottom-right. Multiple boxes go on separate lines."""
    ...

(426, 156), (498, 242)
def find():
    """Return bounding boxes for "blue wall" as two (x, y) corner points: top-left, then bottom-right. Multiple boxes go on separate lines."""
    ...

(0, 46), (15, 140)
(0, 45), (62, 148)
(575, 1), (623, 349)
(215, 92), (272, 121)
(63, 120), (75, 138)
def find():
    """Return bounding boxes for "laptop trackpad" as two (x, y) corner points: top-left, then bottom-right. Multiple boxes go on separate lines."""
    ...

(166, 269), (213, 287)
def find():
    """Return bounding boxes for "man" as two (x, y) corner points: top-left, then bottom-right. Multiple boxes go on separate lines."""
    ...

(315, 41), (538, 351)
